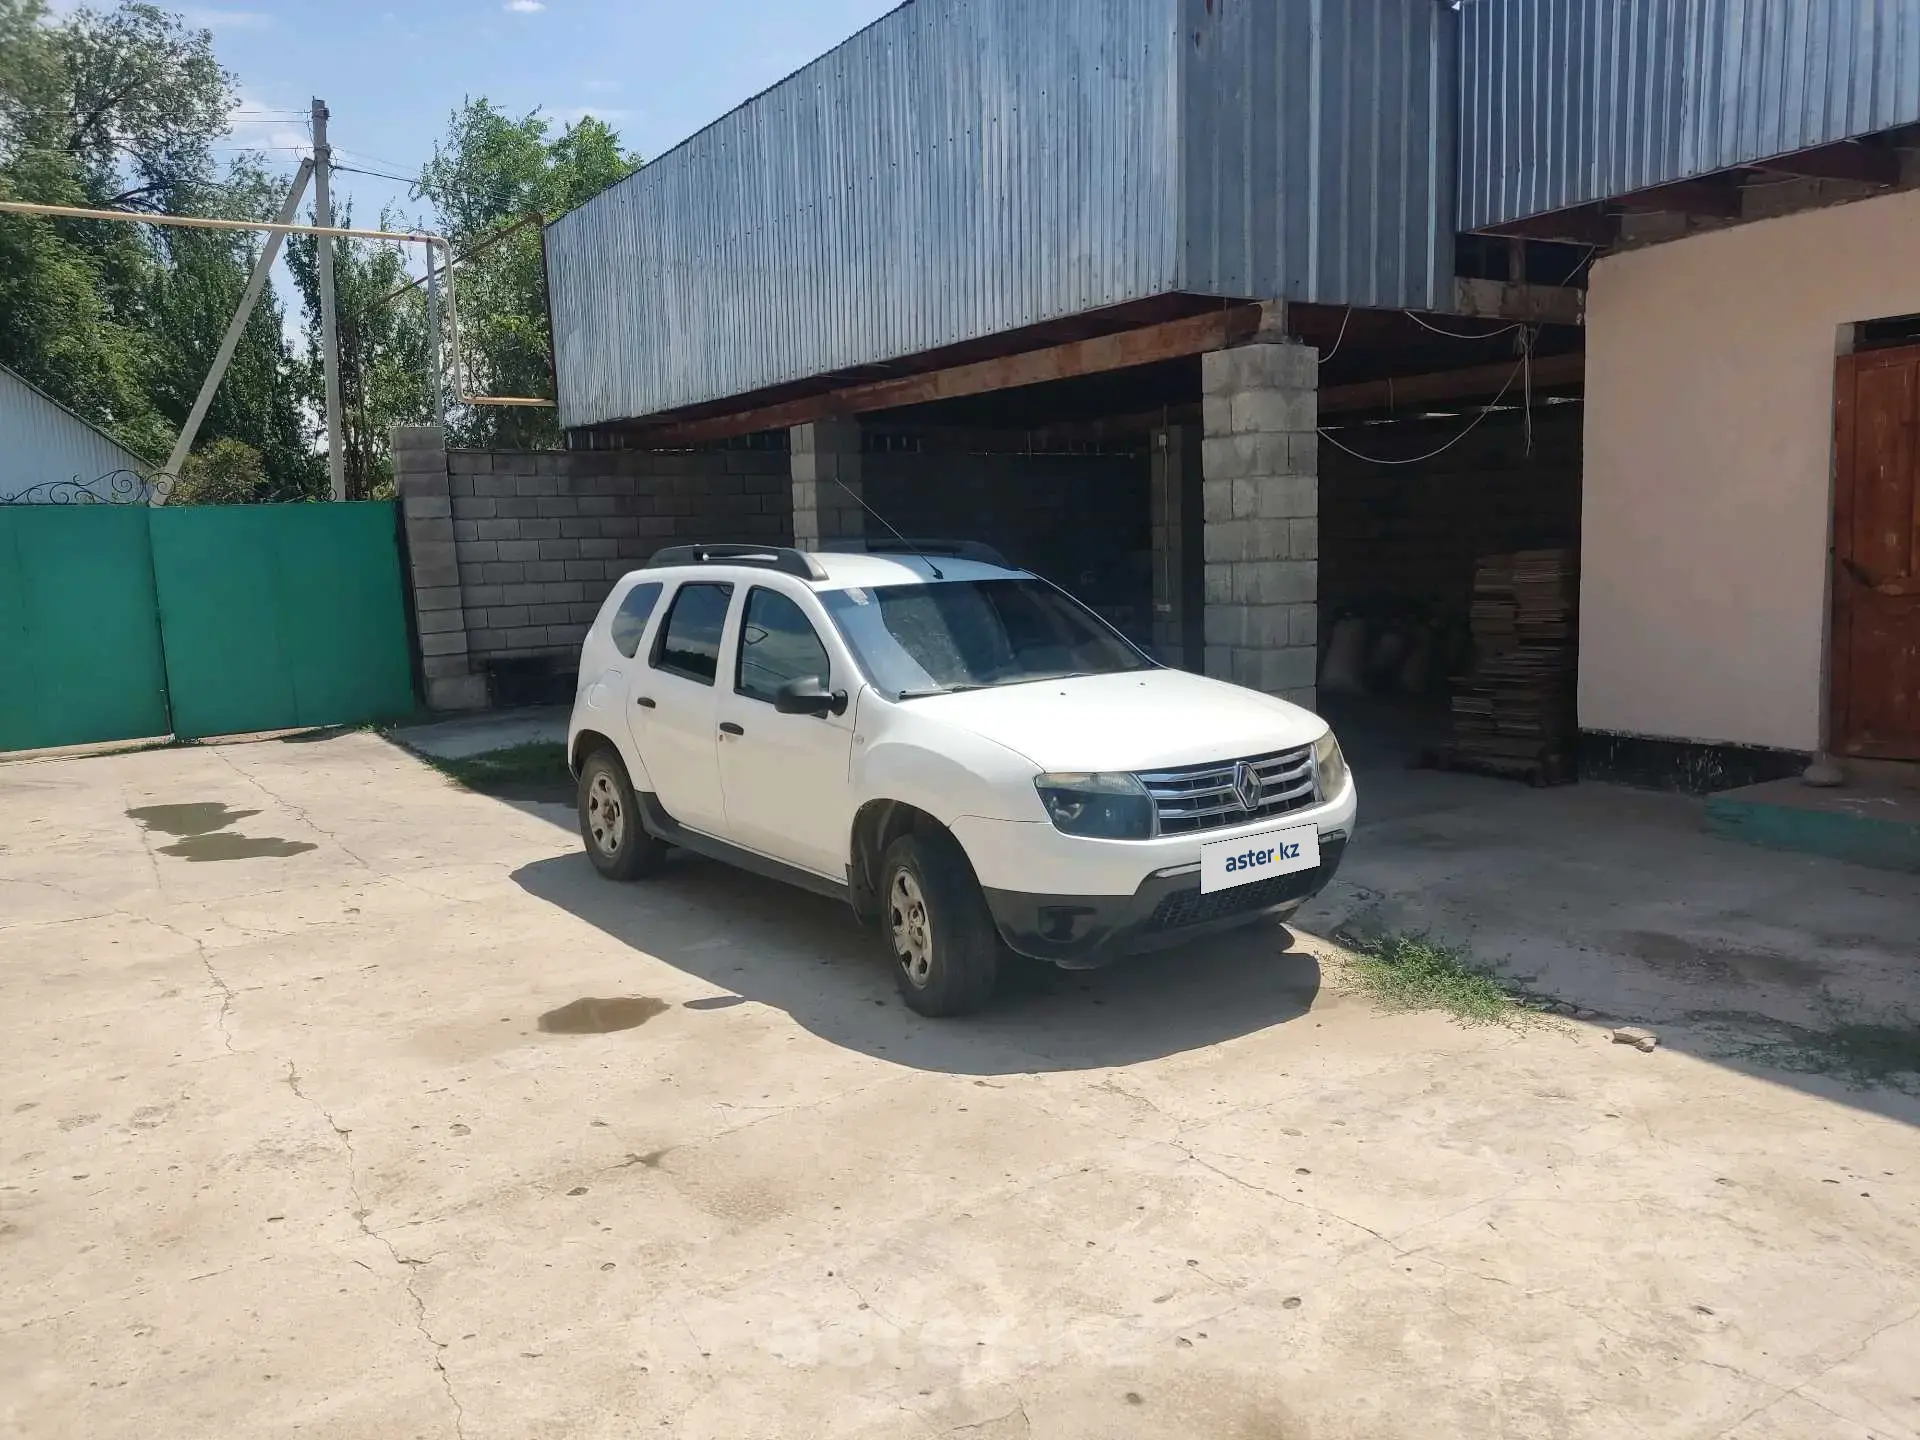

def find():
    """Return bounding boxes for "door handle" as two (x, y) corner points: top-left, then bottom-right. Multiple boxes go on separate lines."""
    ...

(719, 722), (745, 736)
(635, 696), (656, 709)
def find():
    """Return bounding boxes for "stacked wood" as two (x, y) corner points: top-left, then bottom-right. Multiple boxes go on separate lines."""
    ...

(1443, 548), (1578, 783)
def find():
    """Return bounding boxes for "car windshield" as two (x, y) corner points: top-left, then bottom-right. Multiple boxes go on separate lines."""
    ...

(819, 577), (1152, 698)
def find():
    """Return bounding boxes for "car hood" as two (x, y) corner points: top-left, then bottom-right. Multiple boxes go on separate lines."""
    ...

(898, 668), (1328, 773)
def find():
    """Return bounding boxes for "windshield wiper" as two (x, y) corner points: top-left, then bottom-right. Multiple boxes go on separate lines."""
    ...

(895, 683), (989, 700)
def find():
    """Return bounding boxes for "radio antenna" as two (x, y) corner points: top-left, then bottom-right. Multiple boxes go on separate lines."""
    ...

(829, 476), (944, 579)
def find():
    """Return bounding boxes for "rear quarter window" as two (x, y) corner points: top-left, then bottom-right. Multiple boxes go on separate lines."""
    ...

(608, 581), (664, 658)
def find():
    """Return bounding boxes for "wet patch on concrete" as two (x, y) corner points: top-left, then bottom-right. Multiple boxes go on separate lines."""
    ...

(537, 997), (669, 1035)
(128, 802), (316, 863)
(1620, 930), (1832, 989)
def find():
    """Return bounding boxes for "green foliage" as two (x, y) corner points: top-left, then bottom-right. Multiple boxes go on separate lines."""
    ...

(0, 0), (317, 489)
(1, 2), (640, 492)
(172, 435), (265, 505)
(1346, 933), (1527, 1026)
(418, 100), (638, 448)
(286, 208), (432, 500)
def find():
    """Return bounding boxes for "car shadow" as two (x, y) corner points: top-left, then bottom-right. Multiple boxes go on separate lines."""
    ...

(509, 848), (1322, 1076)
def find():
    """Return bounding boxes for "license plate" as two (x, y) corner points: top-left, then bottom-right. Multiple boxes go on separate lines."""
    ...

(1199, 824), (1321, 894)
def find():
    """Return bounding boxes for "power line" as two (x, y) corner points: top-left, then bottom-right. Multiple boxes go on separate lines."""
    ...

(1317, 334), (1534, 467)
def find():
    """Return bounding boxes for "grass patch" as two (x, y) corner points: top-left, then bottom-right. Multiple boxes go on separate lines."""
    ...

(1345, 932), (1528, 1026)
(424, 741), (573, 799)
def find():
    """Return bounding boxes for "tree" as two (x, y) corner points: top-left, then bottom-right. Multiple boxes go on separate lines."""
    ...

(286, 209), (432, 500)
(0, 0), (317, 489)
(171, 435), (264, 504)
(417, 100), (638, 448)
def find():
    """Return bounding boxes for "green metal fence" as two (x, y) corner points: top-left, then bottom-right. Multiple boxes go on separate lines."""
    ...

(0, 501), (416, 752)
(0, 505), (171, 752)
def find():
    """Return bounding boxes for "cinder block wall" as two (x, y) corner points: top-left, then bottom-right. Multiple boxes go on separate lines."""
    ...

(447, 448), (787, 664)
(396, 426), (788, 709)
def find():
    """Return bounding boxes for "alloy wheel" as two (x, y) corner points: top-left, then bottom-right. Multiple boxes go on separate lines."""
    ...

(889, 868), (934, 987)
(586, 771), (625, 856)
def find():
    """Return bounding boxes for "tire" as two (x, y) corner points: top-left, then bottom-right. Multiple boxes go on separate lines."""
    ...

(880, 829), (1000, 1017)
(577, 748), (666, 881)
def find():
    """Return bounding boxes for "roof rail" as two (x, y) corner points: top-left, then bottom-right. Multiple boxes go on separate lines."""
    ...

(646, 544), (827, 581)
(816, 537), (1015, 569)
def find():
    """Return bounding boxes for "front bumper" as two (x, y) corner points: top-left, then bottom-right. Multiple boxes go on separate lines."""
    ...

(984, 837), (1346, 967)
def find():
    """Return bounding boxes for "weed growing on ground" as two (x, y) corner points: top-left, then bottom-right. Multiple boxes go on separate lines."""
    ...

(425, 742), (572, 797)
(1344, 932), (1529, 1026)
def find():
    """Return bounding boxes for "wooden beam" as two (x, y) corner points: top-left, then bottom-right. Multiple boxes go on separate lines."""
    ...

(1452, 277), (1586, 327)
(1614, 177), (1742, 218)
(644, 306), (1264, 445)
(1321, 352), (1585, 415)
(1482, 206), (1615, 247)
(1750, 140), (1901, 187)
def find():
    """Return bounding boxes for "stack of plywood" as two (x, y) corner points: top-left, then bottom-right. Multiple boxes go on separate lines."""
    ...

(1444, 549), (1578, 782)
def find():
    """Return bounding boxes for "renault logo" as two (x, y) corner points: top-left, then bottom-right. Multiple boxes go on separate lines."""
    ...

(1232, 761), (1262, 812)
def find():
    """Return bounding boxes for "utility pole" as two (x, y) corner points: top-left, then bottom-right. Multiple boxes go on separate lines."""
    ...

(425, 251), (446, 427)
(161, 159), (314, 490)
(312, 97), (346, 501)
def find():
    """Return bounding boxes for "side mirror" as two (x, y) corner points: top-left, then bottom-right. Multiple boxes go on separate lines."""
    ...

(774, 676), (848, 717)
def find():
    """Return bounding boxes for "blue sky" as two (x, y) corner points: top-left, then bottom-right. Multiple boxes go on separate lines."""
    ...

(200, 0), (900, 227)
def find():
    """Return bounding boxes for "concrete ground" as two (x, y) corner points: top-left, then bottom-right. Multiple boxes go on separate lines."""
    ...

(3, 729), (1918, 1439)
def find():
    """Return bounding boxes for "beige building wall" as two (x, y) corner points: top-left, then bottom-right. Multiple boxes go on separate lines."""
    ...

(1581, 187), (1920, 754)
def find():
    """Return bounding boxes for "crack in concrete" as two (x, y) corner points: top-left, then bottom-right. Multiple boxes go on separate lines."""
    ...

(943, 1398), (1032, 1437)
(284, 1059), (469, 1440)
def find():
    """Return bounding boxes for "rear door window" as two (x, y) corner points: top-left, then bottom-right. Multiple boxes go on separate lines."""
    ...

(650, 582), (734, 685)
(608, 581), (664, 658)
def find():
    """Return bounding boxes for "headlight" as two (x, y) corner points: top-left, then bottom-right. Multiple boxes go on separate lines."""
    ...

(1034, 772), (1157, 840)
(1313, 731), (1349, 800)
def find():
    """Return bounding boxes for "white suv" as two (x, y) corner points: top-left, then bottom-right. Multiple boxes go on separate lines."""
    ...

(567, 542), (1356, 1016)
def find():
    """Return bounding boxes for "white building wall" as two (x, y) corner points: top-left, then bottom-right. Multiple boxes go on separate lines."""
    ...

(0, 365), (152, 502)
(1580, 187), (1920, 754)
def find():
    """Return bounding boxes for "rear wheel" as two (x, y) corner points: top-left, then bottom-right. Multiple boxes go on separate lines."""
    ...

(577, 748), (666, 881)
(881, 830), (999, 1017)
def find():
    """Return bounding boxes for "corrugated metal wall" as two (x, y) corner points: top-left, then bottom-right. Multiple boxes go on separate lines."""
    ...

(1460, 0), (1920, 229)
(546, 0), (1462, 427)
(546, 0), (1185, 430)
(1179, 0), (1454, 311)
(0, 365), (152, 501)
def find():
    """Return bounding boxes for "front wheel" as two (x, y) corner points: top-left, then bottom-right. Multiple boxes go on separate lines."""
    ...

(577, 749), (667, 881)
(881, 830), (1000, 1017)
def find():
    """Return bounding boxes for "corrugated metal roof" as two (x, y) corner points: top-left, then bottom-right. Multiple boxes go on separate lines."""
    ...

(1459, 0), (1920, 230)
(547, 0), (1460, 429)
(547, 0), (1184, 431)
(1180, 0), (1454, 311)
(0, 364), (153, 502)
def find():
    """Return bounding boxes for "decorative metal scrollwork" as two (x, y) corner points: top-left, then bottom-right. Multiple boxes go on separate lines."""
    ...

(0, 470), (175, 505)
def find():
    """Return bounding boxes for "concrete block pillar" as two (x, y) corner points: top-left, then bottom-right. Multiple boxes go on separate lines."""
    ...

(1150, 423), (1204, 671)
(393, 424), (488, 711)
(790, 419), (865, 548)
(1199, 340), (1319, 709)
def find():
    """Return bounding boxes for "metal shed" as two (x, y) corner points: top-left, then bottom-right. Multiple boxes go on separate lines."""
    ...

(0, 363), (154, 503)
(544, 0), (1456, 430)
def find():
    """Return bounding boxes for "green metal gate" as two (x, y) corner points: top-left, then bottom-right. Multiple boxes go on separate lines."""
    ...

(0, 506), (171, 751)
(149, 502), (416, 740)
(0, 501), (416, 752)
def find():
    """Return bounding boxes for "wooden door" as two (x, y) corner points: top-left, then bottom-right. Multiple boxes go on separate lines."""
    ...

(1833, 345), (1920, 760)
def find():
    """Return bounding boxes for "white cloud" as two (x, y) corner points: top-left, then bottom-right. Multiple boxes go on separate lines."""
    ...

(503, 0), (545, 11)
(224, 93), (310, 158)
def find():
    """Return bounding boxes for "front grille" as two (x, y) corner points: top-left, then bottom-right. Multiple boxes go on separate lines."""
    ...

(1137, 745), (1317, 836)
(1144, 858), (1332, 934)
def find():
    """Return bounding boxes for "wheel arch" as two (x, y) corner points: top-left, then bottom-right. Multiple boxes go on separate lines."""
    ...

(848, 799), (949, 924)
(570, 727), (621, 778)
